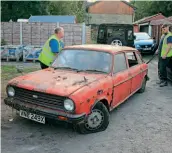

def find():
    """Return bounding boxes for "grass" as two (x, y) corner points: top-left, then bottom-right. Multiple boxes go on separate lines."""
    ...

(1, 65), (40, 98)
(1, 65), (39, 80)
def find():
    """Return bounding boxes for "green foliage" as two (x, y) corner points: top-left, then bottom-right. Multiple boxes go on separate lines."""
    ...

(1, 1), (85, 23)
(1, 1), (49, 21)
(1, 39), (7, 45)
(131, 0), (172, 21)
(47, 1), (85, 23)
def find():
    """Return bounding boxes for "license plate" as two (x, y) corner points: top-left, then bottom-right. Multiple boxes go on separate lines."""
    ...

(143, 48), (151, 50)
(19, 110), (45, 124)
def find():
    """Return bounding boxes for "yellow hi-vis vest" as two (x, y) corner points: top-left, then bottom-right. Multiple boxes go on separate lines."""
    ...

(161, 32), (172, 57)
(38, 35), (63, 66)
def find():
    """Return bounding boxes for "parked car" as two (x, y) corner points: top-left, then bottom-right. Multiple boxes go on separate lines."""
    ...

(167, 57), (172, 81)
(134, 32), (157, 54)
(97, 24), (135, 47)
(4, 45), (149, 134)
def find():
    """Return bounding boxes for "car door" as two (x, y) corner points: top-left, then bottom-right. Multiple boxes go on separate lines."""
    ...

(112, 52), (132, 108)
(125, 51), (143, 94)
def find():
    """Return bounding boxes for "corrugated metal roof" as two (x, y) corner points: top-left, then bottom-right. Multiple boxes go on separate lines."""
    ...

(29, 15), (76, 23)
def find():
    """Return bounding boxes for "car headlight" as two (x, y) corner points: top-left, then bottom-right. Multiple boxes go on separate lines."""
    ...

(64, 99), (75, 111)
(7, 86), (15, 97)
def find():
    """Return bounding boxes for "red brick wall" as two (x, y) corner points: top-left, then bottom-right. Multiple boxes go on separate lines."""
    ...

(88, 1), (134, 15)
(134, 25), (139, 32)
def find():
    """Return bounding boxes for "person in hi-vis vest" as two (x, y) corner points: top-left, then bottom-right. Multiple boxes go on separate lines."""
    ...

(39, 27), (64, 69)
(156, 24), (172, 87)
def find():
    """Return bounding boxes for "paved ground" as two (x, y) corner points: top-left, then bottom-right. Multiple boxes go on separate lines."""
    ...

(1, 56), (172, 153)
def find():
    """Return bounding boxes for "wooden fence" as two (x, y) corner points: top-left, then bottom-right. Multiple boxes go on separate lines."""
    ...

(1, 22), (91, 46)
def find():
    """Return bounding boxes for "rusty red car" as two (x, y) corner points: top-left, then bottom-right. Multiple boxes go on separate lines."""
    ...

(4, 45), (149, 134)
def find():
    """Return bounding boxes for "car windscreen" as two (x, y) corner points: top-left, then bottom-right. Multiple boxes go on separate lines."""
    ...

(134, 33), (151, 40)
(51, 49), (112, 74)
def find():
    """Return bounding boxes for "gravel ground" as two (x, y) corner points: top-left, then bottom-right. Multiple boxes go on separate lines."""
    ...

(1, 56), (172, 153)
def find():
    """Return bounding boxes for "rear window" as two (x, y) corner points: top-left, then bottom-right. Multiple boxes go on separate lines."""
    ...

(107, 27), (125, 37)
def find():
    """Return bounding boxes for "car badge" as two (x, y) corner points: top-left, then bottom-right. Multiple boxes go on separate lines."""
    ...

(33, 95), (38, 98)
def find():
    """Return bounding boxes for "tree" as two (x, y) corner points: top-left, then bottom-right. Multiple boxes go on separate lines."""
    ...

(131, 0), (172, 21)
(1, 1), (85, 22)
(47, 1), (85, 22)
(1, 1), (48, 21)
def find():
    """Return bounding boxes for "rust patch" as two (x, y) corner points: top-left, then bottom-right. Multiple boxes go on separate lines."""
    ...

(80, 102), (84, 105)
(63, 77), (67, 80)
(97, 90), (103, 95)
(12, 80), (20, 86)
(87, 99), (90, 103)
(53, 76), (62, 82)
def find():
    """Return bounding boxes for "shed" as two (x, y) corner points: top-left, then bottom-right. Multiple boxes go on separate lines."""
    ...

(133, 13), (166, 36)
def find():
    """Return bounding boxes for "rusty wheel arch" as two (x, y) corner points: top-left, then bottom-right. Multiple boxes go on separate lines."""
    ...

(91, 99), (110, 112)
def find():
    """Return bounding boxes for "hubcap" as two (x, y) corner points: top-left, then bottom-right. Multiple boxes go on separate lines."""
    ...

(111, 40), (122, 46)
(85, 109), (104, 130)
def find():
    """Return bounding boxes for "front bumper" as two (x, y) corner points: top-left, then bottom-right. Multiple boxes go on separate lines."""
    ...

(136, 45), (157, 54)
(137, 48), (155, 53)
(4, 98), (86, 124)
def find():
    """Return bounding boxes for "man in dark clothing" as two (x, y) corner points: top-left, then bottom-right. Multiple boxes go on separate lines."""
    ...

(156, 24), (172, 87)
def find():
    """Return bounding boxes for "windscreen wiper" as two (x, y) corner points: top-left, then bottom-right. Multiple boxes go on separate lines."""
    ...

(78, 69), (107, 73)
(54, 67), (79, 71)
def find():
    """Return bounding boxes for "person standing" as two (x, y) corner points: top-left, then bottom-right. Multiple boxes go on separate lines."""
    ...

(156, 24), (172, 87)
(38, 27), (64, 69)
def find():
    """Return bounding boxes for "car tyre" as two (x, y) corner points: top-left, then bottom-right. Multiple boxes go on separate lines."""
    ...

(76, 102), (110, 134)
(107, 37), (126, 46)
(138, 77), (147, 93)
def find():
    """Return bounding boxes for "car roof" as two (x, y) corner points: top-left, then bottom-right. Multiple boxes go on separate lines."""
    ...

(64, 44), (137, 54)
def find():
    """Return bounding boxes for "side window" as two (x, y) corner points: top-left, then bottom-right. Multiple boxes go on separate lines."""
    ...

(107, 27), (113, 37)
(126, 52), (139, 67)
(113, 53), (127, 74)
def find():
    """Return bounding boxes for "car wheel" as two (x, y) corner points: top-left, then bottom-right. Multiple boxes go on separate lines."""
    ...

(138, 77), (147, 93)
(107, 37), (126, 46)
(76, 102), (110, 134)
(111, 39), (123, 46)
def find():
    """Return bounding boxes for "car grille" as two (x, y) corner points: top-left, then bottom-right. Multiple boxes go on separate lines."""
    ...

(140, 44), (152, 48)
(14, 87), (65, 110)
